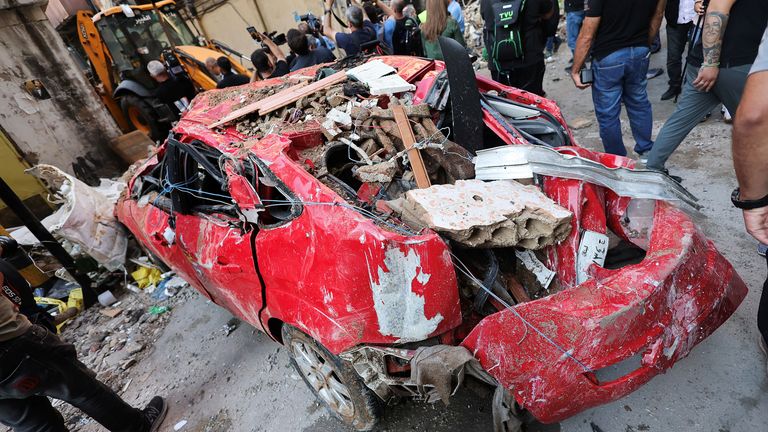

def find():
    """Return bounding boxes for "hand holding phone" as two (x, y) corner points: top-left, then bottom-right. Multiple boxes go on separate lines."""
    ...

(580, 68), (594, 85)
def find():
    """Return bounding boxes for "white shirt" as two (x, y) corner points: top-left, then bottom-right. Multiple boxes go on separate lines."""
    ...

(678, 0), (696, 24)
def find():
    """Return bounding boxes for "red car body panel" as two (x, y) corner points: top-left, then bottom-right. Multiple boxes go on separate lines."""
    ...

(116, 56), (747, 423)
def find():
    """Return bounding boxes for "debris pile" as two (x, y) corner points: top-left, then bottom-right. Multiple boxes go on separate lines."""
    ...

(204, 56), (578, 308)
(463, 0), (487, 70)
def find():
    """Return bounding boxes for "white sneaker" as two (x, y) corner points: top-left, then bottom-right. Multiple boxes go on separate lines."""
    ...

(722, 106), (732, 124)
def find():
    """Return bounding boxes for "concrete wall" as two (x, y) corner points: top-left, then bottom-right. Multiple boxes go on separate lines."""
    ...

(197, 0), (327, 57)
(0, 5), (122, 181)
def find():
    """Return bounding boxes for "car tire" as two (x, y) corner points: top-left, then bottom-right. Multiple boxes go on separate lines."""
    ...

(282, 325), (382, 431)
(120, 95), (165, 141)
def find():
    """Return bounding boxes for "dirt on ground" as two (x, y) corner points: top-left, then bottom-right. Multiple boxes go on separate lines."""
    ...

(47, 27), (768, 432)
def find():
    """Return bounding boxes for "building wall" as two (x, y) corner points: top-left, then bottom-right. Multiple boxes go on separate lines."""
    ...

(0, 4), (122, 181)
(197, 0), (328, 58)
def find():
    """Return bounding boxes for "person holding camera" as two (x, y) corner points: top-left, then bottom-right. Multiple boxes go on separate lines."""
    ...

(571, 0), (665, 157)
(322, 0), (377, 56)
(645, 0), (768, 177)
(288, 29), (336, 72)
(250, 31), (290, 81)
(0, 238), (168, 431)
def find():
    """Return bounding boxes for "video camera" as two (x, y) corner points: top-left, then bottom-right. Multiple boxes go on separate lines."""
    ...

(297, 12), (323, 36)
(247, 26), (287, 50)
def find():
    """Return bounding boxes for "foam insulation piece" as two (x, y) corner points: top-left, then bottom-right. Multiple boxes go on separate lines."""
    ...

(401, 179), (572, 249)
(368, 75), (417, 95)
(346, 60), (397, 82)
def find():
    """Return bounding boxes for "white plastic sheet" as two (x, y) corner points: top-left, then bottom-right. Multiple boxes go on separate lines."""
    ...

(10, 165), (128, 270)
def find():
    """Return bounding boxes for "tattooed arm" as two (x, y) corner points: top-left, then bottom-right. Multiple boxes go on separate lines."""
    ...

(692, 0), (736, 92)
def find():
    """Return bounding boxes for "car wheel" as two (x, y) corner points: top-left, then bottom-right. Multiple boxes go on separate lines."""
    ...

(282, 325), (382, 431)
(120, 95), (165, 141)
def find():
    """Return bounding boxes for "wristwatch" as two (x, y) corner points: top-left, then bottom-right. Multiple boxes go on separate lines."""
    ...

(731, 188), (768, 209)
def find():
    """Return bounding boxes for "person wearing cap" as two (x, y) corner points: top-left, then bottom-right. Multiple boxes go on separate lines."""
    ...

(215, 57), (250, 89)
(0, 238), (169, 431)
(147, 60), (197, 115)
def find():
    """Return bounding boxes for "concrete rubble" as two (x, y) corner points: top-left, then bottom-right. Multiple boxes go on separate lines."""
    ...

(397, 179), (572, 249)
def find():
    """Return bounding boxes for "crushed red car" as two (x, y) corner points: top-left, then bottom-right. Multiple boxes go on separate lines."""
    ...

(116, 49), (747, 430)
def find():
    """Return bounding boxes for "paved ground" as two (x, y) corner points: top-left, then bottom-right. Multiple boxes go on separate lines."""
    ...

(96, 38), (767, 432)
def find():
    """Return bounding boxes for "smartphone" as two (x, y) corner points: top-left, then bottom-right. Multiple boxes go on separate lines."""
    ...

(246, 26), (259, 40)
(580, 68), (594, 85)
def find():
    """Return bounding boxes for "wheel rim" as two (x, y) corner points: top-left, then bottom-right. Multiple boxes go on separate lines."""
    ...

(127, 106), (151, 134)
(291, 340), (354, 418)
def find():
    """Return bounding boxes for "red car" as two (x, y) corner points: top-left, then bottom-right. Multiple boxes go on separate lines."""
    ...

(116, 56), (746, 430)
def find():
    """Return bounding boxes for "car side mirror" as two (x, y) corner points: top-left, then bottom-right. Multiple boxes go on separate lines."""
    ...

(224, 163), (263, 225)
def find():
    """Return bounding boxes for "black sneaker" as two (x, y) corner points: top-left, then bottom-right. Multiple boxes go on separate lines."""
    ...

(661, 86), (680, 101)
(142, 396), (168, 432)
(662, 169), (683, 183)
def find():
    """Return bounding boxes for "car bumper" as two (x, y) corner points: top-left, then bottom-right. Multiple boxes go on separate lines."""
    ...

(460, 201), (747, 422)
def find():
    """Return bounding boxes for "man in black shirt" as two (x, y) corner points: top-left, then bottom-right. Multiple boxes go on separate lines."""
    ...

(646, 0), (768, 175)
(147, 60), (196, 115)
(571, 0), (665, 156)
(250, 31), (290, 81)
(216, 57), (250, 89)
(661, 0), (697, 100)
(287, 29), (336, 72)
(564, 0), (585, 69)
(481, 0), (554, 96)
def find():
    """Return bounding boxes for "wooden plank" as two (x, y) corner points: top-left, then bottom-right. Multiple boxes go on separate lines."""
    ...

(392, 105), (431, 189)
(506, 277), (532, 303)
(207, 81), (308, 129)
(259, 71), (347, 116)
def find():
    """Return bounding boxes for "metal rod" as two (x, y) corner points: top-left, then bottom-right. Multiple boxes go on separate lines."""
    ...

(0, 177), (97, 307)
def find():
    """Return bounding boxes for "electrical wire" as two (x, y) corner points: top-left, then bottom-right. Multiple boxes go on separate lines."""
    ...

(451, 251), (594, 374)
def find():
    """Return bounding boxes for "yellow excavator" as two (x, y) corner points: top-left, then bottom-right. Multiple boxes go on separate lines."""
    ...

(58, 0), (251, 140)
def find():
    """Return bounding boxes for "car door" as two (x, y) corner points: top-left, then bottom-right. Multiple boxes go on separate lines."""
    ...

(121, 148), (209, 298)
(167, 140), (265, 325)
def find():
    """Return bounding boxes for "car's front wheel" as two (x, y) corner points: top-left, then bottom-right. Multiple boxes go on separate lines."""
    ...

(282, 325), (382, 431)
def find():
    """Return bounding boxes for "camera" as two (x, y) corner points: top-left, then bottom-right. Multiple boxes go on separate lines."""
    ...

(298, 12), (323, 36)
(247, 26), (287, 49)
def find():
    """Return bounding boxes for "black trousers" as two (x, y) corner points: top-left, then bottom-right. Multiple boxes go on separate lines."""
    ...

(666, 22), (693, 89)
(760, 256), (768, 348)
(0, 325), (147, 432)
(492, 60), (547, 97)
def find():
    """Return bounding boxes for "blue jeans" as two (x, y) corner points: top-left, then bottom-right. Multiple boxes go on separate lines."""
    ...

(591, 46), (653, 156)
(566, 11), (585, 54)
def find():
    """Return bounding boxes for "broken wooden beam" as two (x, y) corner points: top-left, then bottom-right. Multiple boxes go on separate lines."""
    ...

(392, 105), (431, 189)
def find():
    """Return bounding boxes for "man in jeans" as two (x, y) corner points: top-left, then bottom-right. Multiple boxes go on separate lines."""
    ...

(564, 0), (586, 71)
(571, 0), (665, 157)
(646, 0), (768, 176)
(0, 239), (167, 431)
(661, 0), (696, 100)
(731, 26), (768, 375)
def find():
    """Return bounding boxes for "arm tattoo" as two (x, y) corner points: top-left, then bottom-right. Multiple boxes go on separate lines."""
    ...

(702, 11), (729, 65)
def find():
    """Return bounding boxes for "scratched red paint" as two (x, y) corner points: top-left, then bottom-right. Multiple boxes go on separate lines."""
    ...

(116, 57), (747, 424)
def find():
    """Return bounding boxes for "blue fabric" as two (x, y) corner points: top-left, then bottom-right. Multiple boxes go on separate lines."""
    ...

(336, 20), (377, 55)
(448, 0), (465, 33)
(383, 16), (396, 49)
(591, 46), (653, 156)
(566, 11), (585, 53)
